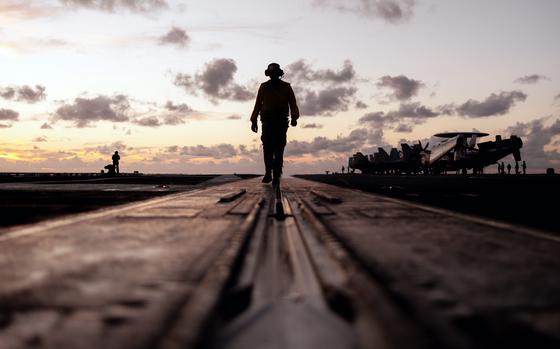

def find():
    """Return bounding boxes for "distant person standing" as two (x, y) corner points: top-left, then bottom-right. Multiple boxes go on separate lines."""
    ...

(501, 162), (505, 175)
(522, 161), (527, 175)
(112, 151), (121, 174)
(515, 161), (520, 175)
(507, 163), (512, 174)
(251, 63), (299, 185)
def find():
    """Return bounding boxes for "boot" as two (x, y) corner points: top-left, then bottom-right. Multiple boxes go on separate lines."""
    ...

(262, 172), (272, 183)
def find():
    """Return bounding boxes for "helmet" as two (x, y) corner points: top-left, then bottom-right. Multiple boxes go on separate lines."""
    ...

(264, 63), (284, 77)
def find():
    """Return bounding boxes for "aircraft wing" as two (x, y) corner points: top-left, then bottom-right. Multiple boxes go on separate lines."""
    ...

(428, 136), (459, 165)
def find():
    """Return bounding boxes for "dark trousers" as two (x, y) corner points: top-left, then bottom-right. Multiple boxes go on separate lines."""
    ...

(261, 120), (288, 178)
(113, 162), (119, 174)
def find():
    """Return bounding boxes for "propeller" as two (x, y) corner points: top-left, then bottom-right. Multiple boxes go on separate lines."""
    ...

(418, 141), (429, 151)
(513, 149), (521, 162)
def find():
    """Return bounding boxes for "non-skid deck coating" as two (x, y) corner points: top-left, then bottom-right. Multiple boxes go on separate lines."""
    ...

(0, 177), (559, 349)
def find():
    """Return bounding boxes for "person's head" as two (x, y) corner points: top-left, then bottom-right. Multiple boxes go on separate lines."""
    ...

(264, 63), (284, 80)
(115, 151), (118, 154)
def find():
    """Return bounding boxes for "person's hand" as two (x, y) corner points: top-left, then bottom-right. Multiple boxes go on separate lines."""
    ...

(290, 119), (297, 127)
(251, 121), (258, 133)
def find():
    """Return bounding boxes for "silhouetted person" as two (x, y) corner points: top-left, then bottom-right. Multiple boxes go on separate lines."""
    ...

(515, 161), (520, 175)
(104, 164), (116, 175)
(507, 163), (512, 174)
(341, 166), (345, 174)
(497, 163), (501, 174)
(501, 162), (505, 175)
(251, 63), (299, 185)
(112, 151), (120, 174)
(522, 161), (527, 175)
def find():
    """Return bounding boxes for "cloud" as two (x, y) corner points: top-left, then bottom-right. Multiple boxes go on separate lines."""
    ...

(359, 111), (386, 127)
(0, 108), (19, 120)
(302, 123), (323, 129)
(286, 128), (371, 156)
(59, 0), (168, 13)
(132, 101), (202, 127)
(298, 86), (357, 116)
(33, 136), (48, 142)
(227, 115), (242, 120)
(554, 93), (560, 104)
(0, 108), (19, 127)
(505, 117), (560, 170)
(87, 141), (128, 155)
(159, 27), (189, 47)
(0, 85), (46, 103)
(164, 101), (192, 113)
(0, 87), (15, 99)
(54, 95), (203, 128)
(455, 90), (527, 117)
(514, 74), (550, 85)
(435, 103), (456, 116)
(16, 85), (46, 103)
(174, 58), (254, 103)
(376, 75), (424, 101)
(284, 59), (360, 116)
(313, 0), (416, 23)
(40, 122), (53, 129)
(394, 124), (413, 132)
(135, 116), (161, 127)
(386, 102), (439, 118)
(286, 59), (356, 84)
(355, 100), (368, 109)
(165, 143), (257, 159)
(358, 102), (439, 131)
(54, 94), (131, 127)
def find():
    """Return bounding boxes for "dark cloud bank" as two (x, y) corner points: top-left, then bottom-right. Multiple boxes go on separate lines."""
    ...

(376, 75), (424, 101)
(454, 91), (527, 117)
(286, 59), (359, 116)
(514, 74), (549, 85)
(159, 27), (189, 47)
(287, 59), (356, 84)
(53, 94), (197, 128)
(174, 58), (253, 103)
(0, 108), (19, 128)
(0, 85), (46, 103)
(359, 90), (528, 133)
(166, 143), (253, 159)
(54, 94), (130, 127)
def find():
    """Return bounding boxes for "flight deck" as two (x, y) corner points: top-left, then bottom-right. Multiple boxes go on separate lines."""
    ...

(0, 176), (559, 348)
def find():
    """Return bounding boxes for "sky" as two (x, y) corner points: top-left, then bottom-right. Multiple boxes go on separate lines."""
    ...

(1, 0), (559, 174)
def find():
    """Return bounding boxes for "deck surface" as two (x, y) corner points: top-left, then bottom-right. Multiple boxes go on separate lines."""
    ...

(0, 177), (559, 349)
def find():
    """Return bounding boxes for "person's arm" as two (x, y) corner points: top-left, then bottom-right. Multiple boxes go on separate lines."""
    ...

(288, 84), (299, 125)
(250, 85), (263, 124)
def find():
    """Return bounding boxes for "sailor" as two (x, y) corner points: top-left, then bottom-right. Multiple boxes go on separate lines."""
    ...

(507, 163), (512, 175)
(112, 151), (121, 174)
(250, 63), (299, 185)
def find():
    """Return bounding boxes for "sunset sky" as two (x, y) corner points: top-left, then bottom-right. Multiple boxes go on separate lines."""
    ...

(1, 0), (559, 174)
